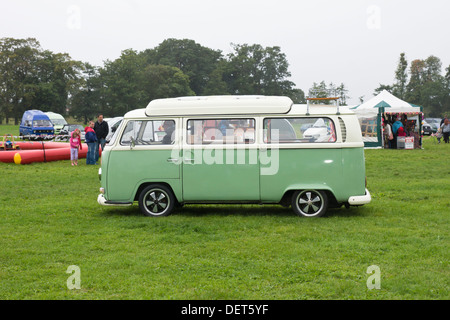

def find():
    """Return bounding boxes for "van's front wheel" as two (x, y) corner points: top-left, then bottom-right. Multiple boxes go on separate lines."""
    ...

(292, 190), (328, 217)
(138, 184), (175, 217)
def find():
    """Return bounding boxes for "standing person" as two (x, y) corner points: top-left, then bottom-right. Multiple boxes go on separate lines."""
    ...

(384, 120), (394, 149)
(69, 129), (83, 166)
(392, 116), (404, 135)
(436, 128), (443, 143)
(440, 115), (447, 127)
(397, 126), (406, 137)
(441, 118), (450, 144)
(94, 114), (109, 163)
(391, 117), (404, 149)
(85, 121), (97, 165)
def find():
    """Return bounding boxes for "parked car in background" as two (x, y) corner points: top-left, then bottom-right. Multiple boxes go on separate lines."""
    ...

(422, 121), (434, 135)
(19, 110), (54, 140)
(425, 118), (441, 132)
(45, 112), (68, 135)
(105, 117), (123, 143)
(302, 118), (334, 142)
(58, 124), (85, 141)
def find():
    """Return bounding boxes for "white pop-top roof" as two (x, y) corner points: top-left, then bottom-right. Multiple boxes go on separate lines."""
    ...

(126, 97), (356, 119)
(145, 95), (293, 116)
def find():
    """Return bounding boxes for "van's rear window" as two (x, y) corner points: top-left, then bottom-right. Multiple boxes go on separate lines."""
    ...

(264, 117), (336, 143)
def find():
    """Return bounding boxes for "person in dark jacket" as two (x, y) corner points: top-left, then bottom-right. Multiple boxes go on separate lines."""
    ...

(94, 114), (109, 163)
(85, 121), (97, 165)
(161, 121), (175, 144)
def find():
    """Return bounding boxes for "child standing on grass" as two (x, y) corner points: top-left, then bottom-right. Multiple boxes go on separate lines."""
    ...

(70, 129), (82, 166)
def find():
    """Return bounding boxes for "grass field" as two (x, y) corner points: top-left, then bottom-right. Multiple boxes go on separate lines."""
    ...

(0, 126), (448, 300)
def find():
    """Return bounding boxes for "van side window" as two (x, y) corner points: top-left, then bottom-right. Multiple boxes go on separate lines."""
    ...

(187, 119), (255, 144)
(264, 117), (336, 143)
(120, 120), (176, 146)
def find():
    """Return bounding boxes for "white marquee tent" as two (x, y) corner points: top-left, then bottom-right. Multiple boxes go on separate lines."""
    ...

(351, 90), (423, 148)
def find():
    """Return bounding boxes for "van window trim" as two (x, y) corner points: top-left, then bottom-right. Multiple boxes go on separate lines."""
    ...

(185, 117), (257, 145)
(119, 118), (178, 147)
(263, 116), (338, 144)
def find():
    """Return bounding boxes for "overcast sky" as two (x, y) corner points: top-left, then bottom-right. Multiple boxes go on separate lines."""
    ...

(1, 0), (449, 104)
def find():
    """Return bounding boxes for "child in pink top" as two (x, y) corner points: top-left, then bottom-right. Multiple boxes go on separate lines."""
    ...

(70, 129), (83, 166)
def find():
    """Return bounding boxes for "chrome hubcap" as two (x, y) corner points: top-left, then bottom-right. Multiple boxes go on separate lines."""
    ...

(298, 191), (323, 216)
(145, 190), (169, 214)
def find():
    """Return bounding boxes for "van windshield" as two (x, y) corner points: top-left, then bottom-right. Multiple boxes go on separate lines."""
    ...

(52, 119), (67, 125)
(33, 120), (52, 127)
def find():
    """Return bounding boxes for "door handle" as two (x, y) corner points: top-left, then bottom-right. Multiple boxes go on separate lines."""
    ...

(167, 158), (179, 163)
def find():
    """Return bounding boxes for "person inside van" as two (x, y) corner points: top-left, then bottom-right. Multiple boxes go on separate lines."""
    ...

(161, 121), (175, 144)
(219, 120), (232, 136)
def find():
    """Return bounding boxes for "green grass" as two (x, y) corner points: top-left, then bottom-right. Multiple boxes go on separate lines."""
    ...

(0, 124), (20, 137)
(0, 129), (448, 299)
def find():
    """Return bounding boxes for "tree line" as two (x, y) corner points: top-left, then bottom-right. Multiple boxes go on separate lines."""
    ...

(0, 38), (305, 124)
(1, 38), (449, 124)
(374, 53), (450, 117)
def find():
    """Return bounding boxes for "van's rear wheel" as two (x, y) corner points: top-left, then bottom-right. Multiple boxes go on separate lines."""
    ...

(138, 184), (174, 217)
(292, 190), (328, 217)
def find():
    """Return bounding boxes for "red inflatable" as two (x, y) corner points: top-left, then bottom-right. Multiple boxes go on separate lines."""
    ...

(0, 141), (101, 164)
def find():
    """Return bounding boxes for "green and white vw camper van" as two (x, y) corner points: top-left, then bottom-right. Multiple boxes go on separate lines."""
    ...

(98, 96), (371, 217)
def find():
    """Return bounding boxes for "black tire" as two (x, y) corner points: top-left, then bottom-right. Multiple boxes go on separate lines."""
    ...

(138, 184), (175, 217)
(291, 190), (328, 217)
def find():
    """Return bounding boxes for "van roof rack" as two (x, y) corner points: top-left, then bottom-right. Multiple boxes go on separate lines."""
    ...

(306, 90), (340, 115)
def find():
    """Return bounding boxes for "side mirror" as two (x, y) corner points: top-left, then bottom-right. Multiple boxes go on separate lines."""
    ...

(130, 137), (136, 149)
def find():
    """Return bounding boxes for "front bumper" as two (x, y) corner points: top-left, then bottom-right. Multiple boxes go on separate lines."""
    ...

(348, 188), (371, 206)
(97, 194), (133, 207)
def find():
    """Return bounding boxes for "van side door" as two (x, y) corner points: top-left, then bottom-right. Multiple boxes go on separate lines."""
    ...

(106, 119), (181, 202)
(182, 118), (260, 201)
(260, 117), (342, 202)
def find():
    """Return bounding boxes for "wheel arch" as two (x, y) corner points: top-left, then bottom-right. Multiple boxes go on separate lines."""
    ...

(134, 181), (181, 204)
(280, 185), (342, 208)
